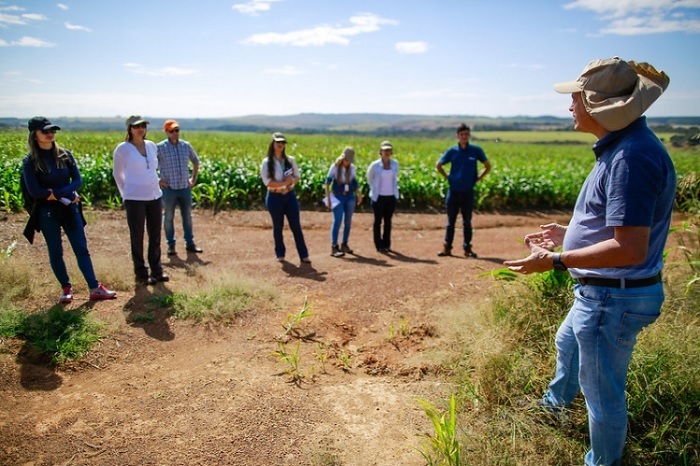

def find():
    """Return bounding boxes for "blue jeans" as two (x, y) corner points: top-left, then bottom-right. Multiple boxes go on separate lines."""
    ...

(162, 187), (194, 247)
(265, 191), (309, 260)
(543, 282), (664, 466)
(331, 192), (355, 246)
(38, 204), (99, 289)
(444, 189), (474, 250)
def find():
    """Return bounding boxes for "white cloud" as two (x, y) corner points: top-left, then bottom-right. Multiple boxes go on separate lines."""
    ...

(395, 41), (427, 54)
(232, 0), (282, 16)
(0, 39), (8, 47)
(65, 22), (91, 32)
(57, 3), (69, 10)
(564, 0), (700, 34)
(602, 14), (700, 34)
(124, 63), (199, 77)
(22, 13), (47, 21)
(263, 65), (303, 75)
(11, 36), (55, 47)
(0, 6), (25, 12)
(0, 13), (26, 26)
(242, 13), (398, 46)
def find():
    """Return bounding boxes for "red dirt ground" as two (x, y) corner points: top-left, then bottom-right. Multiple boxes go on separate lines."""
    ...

(0, 208), (571, 465)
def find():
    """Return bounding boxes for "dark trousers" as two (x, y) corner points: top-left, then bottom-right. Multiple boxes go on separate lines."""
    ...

(125, 198), (163, 278)
(444, 190), (475, 250)
(372, 195), (396, 250)
(265, 191), (309, 260)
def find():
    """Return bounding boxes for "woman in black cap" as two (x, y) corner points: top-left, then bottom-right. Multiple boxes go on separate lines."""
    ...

(22, 116), (117, 304)
(260, 132), (310, 263)
(113, 115), (168, 284)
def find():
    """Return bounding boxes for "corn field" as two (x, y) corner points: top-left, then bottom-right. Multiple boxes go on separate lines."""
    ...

(1, 130), (698, 213)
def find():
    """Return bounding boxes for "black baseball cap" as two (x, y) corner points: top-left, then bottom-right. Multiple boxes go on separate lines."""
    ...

(28, 116), (61, 132)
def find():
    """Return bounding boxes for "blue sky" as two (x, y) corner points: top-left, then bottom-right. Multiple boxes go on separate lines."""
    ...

(1, 0), (699, 119)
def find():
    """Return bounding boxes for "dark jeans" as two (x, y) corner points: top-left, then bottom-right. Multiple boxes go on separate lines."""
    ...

(444, 190), (475, 250)
(265, 191), (309, 259)
(125, 198), (163, 278)
(38, 204), (98, 289)
(372, 195), (396, 250)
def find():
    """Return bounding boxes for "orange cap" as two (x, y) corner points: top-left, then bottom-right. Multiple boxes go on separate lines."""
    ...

(163, 119), (179, 131)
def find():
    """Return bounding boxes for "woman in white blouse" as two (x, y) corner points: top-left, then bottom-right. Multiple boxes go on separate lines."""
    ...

(113, 115), (168, 284)
(366, 140), (400, 253)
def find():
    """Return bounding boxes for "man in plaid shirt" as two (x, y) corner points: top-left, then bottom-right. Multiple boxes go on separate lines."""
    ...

(157, 120), (202, 255)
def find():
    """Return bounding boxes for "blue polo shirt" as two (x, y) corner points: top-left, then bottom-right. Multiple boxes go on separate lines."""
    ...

(563, 117), (676, 279)
(439, 143), (487, 193)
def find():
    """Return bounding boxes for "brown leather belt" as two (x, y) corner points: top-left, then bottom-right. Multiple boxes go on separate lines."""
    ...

(576, 272), (661, 289)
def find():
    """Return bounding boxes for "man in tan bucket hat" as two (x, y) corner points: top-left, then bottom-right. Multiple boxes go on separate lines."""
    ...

(505, 57), (676, 466)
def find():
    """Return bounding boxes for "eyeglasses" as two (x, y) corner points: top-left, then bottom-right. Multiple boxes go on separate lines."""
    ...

(167, 129), (180, 133)
(40, 129), (58, 134)
(131, 123), (147, 129)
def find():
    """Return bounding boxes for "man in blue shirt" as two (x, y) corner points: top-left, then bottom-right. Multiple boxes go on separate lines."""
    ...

(505, 57), (674, 466)
(436, 123), (491, 257)
(157, 120), (202, 256)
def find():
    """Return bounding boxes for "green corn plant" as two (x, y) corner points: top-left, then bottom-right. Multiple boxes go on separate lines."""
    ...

(416, 395), (464, 466)
(272, 342), (305, 385)
(282, 297), (314, 337)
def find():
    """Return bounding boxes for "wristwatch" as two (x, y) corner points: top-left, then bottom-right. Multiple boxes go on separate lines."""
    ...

(552, 252), (568, 271)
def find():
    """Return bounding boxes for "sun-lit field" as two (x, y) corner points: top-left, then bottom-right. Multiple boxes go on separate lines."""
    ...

(2, 130), (698, 213)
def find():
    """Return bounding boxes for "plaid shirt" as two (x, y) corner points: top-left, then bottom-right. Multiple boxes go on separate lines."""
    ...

(156, 139), (200, 190)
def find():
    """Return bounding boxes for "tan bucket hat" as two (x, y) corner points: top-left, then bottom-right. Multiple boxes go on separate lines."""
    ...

(554, 57), (670, 131)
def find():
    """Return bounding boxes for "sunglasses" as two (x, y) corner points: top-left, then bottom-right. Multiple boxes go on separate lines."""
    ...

(131, 123), (147, 129)
(168, 129), (180, 133)
(40, 128), (58, 134)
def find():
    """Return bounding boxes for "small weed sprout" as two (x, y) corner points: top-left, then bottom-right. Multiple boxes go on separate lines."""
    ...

(283, 297), (314, 337)
(338, 350), (353, 372)
(2, 240), (17, 258)
(399, 318), (412, 337)
(272, 342), (305, 385)
(416, 395), (463, 466)
(314, 343), (329, 374)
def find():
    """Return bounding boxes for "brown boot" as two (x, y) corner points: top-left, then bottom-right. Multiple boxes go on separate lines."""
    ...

(437, 244), (452, 257)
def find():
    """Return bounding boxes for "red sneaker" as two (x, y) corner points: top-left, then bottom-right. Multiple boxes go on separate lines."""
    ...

(59, 286), (73, 304)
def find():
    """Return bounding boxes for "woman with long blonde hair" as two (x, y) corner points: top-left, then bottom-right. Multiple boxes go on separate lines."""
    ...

(325, 146), (362, 257)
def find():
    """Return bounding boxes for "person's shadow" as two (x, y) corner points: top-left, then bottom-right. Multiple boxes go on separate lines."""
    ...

(280, 261), (328, 281)
(383, 249), (439, 265)
(16, 343), (62, 391)
(165, 251), (211, 272)
(342, 253), (393, 267)
(123, 282), (175, 341)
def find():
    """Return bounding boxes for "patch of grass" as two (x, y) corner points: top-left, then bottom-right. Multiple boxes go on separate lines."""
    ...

(3, 306), (103, 364)
(0, 254), (34, 306)
(153, 274), (277, 324)
(439, 259), (699, 465)
(0, 308), (25, 338)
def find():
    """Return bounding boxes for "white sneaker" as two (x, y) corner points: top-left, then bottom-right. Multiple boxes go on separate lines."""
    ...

(89, 283), (117, 300)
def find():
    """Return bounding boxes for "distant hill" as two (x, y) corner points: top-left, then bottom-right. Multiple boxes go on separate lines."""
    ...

(1, 114), (698, 135)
